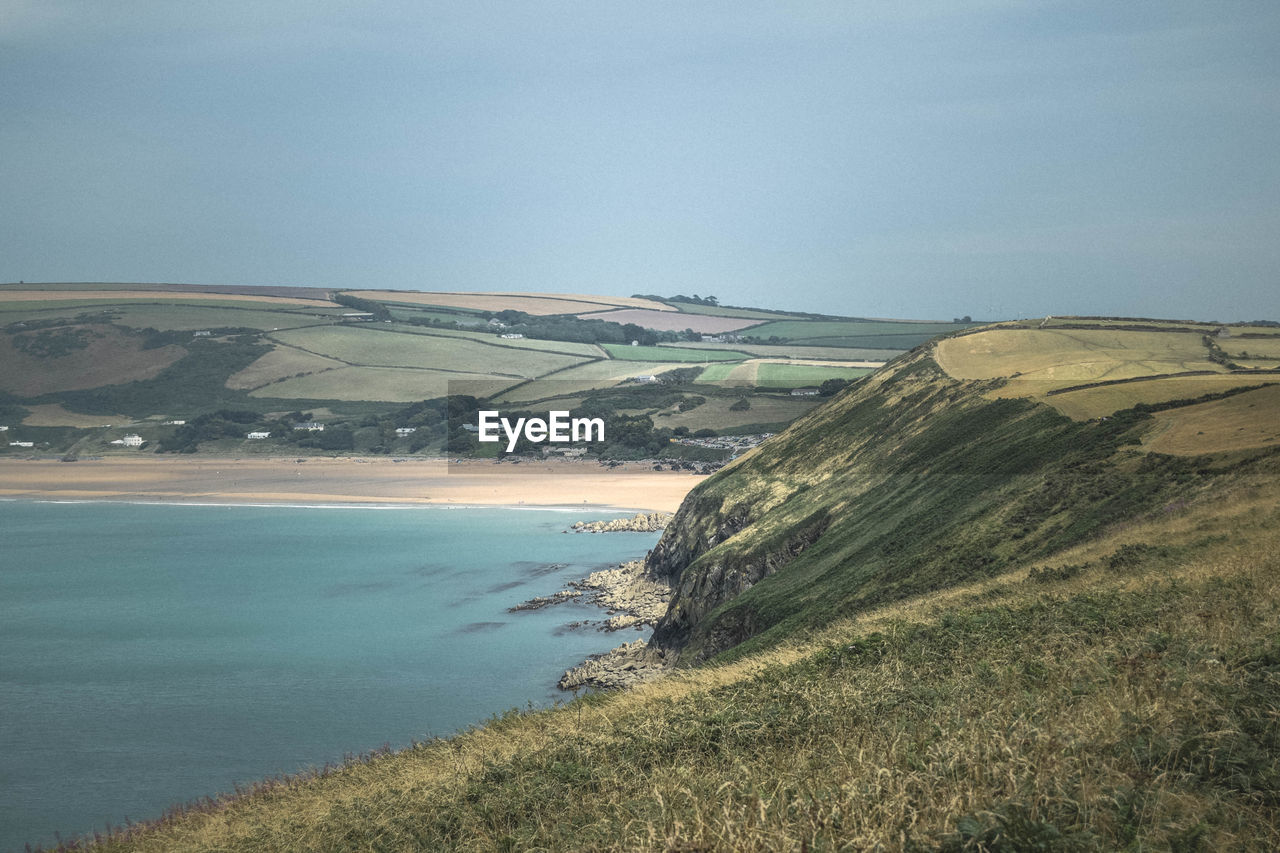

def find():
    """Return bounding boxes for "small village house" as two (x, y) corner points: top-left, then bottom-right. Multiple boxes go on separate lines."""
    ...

(247, 431), (271, 440)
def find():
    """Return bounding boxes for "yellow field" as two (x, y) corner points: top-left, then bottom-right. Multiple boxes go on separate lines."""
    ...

(0, 290), (329, 306)
(347, 291), (672, 315)
(249, 367), (518, 402)
(1142, 384), (1280, 455)
(935, 328), (1221, 384)
(1045, 374), (1280, 420)
(224, 346), (346, 391)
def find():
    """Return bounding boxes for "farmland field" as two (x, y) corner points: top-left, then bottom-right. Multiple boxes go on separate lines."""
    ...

(663, 341), (897, 361)
(935, 328), (1221, 384)
(379, 325), (606, 358)
(103, 304), (338, 331)
(250, 367), (518, 402)
(754, 362), (875, 388)
(0, 325), (185, 396)
(601, 343), (747, 362)
(225, 346), (347, 391)
(1043, 374), (1280, 420)
(576, 309), (762, 334)
(495, 361), (684, 401)
(747, 319), (974, 344)
(269, 326), (588, 377)
(1145, 384), (1280, 454)
(652, 395), (822, 431)
(348, 291), (670, 315)
(0, 289), (328, 307)
(665, 303), (794, 320)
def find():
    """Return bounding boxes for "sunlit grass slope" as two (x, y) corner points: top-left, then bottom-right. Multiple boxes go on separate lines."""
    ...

(82, 479), (1280, 851)
(68, 323), (1280, 852)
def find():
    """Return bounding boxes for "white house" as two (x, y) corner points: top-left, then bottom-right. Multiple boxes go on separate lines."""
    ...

(395, 427), (417, 436)
(790, 387), (819, 397)
(192, 330), (212, 337)
(0, 426), (8, 432)
(247, 431), (271, 440)
(500, 333), (525, 339)
(631, 375), (659, 384)
(9, 441), (34, 448)
(122, 434), (143, 447)
(293, 422), (325, 431)
(164, 419), (186, 425)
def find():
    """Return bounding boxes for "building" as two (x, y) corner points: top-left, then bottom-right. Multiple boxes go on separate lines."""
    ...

(341, 312), (375, 322)
(500, 333), (525, 339)
(9, 440), (34, 448)
(247, 431), (271, 440)
(292, 422), (325, 432)
(631, 375), (659, 384)
(121, 434), (143, 447)
(488, 319), (507, 328)
(163, 419), (185, 426)
(0, 426), (8, 432)
(395, 427), (417, 436)
(192, 330), (212, 337)
(790, 387), (820, 396)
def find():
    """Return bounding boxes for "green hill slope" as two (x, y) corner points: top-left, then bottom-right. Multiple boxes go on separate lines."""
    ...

(52, 326), (1280, 851)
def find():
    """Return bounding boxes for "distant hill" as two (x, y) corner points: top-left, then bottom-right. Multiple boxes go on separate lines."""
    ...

(75, 321), (1280, 851)
(0, 283), (975, 458)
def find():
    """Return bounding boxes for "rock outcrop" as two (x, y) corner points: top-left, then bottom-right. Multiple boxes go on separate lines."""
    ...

(557, 640), (669, 690)
(569, 512), (672, 534)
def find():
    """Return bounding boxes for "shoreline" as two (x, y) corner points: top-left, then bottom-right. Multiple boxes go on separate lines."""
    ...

(0, 456), (706, 513)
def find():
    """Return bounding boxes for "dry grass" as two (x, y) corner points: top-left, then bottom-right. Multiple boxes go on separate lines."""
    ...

(935, 328), (1221, 384)
(1144, 384), (1280, 455)
(79, 479), (1280, 852)
(1045, 374), (1280, 420)
(224, 346), (347, 391)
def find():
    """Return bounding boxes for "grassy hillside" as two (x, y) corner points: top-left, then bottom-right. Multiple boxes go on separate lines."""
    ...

(55, 323), (1280, 851)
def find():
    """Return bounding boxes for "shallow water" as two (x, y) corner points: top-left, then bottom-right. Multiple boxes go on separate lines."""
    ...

(0, 501), (657, 851)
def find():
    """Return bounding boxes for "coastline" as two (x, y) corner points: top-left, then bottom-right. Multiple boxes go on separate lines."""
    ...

(0, 456), (705, 513)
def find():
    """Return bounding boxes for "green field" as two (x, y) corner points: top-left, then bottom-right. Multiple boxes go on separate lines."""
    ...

(250, 366), (518, 402)
(495, 360), (683, 401)
(664, 341), (895, 361)
(602, 343), (747, 362)
(754, 363), (875, 388)
(224, 346), (346, 391)
(269, 326), (588, 377)
(747, 319), (977, 344)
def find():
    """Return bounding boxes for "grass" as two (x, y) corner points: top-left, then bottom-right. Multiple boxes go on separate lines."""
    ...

(601, 343), (747, 362)
(653, 395), (822, 431)
(0, 325), (186, 396)
(248, 367), (518, 403)
(746, 318), (976, 343)
(1044, 374), (1280, 420)
(224, 346), (347, 391)
(494, 362), (685, 401)
(1145, 384), (1280, 454)
(268, 326), (588, 378)
(575, 309), (762, 334)
(935, 328), (1222, 385)
(74, 484), (1280, 851)
(753, 363), (875, 388)
(664, 341), (897, 361)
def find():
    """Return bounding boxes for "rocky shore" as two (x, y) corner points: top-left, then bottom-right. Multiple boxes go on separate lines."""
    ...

(509, 558), (675, 689)
(568, 511), (672, 534)
(557, 639), (669, 690)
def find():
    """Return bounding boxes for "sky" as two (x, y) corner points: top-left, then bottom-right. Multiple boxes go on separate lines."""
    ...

(2, 1), (1277, 321)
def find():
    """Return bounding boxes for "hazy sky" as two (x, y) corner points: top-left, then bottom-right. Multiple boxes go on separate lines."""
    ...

(2, 2), (1277, 321)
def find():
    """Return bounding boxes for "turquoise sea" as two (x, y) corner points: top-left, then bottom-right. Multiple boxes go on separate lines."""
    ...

(0, 501), (659, 851)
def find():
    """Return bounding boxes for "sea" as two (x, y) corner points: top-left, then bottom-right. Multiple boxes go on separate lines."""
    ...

(0, 500), (660, 852)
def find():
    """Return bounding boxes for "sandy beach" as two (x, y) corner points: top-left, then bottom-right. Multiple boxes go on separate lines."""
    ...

(0, 456), (705, 512)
